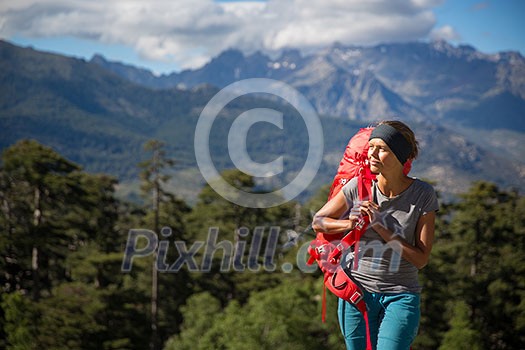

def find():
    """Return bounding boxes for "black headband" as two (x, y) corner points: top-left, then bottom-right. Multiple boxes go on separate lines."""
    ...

(369, 124), (412, 165)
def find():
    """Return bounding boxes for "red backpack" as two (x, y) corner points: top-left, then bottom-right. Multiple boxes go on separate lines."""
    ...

(307, 127), (375, 318)
(307, 127), (411, 350)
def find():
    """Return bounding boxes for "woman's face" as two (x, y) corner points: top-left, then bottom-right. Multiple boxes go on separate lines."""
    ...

(368, 138), (401, 174)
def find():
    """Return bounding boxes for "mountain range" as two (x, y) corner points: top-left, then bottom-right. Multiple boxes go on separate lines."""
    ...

(92, 40), (525, 131)
(1, 39), (524, 204)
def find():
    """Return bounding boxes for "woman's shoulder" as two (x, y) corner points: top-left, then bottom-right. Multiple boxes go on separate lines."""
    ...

(347, 176), (359, 187)
(341, 177), (359, 200)
(411, 178), (436, 194)
(411, 178), (439, 211)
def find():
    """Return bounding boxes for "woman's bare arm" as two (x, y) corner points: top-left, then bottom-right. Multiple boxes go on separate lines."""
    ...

(311, 190), (356, 235)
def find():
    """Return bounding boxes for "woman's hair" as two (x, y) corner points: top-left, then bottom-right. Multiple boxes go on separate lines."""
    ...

(377, 120), (419, 160)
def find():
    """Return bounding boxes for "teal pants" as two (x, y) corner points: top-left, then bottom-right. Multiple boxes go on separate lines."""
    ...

(338, 292), (420, 350)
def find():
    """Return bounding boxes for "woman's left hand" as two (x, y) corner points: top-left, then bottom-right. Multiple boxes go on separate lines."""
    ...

(359, 201), (380, 222)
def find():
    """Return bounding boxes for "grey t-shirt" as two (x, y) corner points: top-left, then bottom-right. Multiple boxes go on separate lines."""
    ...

(341, 177), (439, 293)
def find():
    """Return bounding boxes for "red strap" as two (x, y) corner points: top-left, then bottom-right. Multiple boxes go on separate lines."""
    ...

(354, 239), (361, 270)
(363, 308), (372, 350)
(356, 169), (373, 350)
(357, 167), (372, 201)
(322, 284), (327, 323)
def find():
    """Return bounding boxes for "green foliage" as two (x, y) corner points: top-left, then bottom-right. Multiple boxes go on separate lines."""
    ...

(163, 292), (222, 350)
(165, 278), (341, 350)
(185, 169), (296, 304)
(438, 301), (483, 350)
(417, 181), (525, 349)
(37, 283), (106, 350)
(0, 139), (103, 297)
(73, 173), (121, 252)
(136, 139), (192, 349)
(1, 292), (38, 350)
(0, 140), (151, 349)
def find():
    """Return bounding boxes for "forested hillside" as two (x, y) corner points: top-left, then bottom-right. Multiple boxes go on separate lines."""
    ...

(1, 140), (523, 349)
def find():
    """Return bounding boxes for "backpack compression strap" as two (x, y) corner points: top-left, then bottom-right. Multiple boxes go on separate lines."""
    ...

(327, 169), (374, 265)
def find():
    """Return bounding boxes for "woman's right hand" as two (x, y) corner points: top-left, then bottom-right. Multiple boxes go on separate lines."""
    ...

(349, 200), (363, 221)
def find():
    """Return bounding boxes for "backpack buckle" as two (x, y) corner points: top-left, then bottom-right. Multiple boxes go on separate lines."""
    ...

(350, 291), (363, 304)
(316, 244), (329, 255)
(356, 218), (366, 230)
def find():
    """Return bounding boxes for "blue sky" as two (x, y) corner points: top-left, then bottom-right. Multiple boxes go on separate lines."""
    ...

(434, 0), (524, 53)
(2, 0), (524, 74)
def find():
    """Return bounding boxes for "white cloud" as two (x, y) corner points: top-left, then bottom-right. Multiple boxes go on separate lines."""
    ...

(430, 25), (461, 41)
(0, 0), (446, 69)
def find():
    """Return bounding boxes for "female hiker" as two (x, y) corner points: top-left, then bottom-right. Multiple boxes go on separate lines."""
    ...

(312, 120), (438, 350)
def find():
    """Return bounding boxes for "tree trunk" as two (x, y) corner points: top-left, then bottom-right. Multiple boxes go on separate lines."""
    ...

(150, 261), (158, 350)
(150, 151), (160, 350)
(32, 187), (41, 301)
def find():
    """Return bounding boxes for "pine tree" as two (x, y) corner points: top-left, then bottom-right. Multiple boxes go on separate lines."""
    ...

(438, 301), (483, 350)
(0, 140), (147, 349)
(1, 292), (38, 350)
(184, 169), (298, 305)
(435, 181), (525, 348)
(0, 140), (80, 299)
(138, 139), (176, 350)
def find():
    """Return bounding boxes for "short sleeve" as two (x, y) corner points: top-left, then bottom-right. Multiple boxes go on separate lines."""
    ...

(419, 181), (439, 215)
(341, 177), (359, 205)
